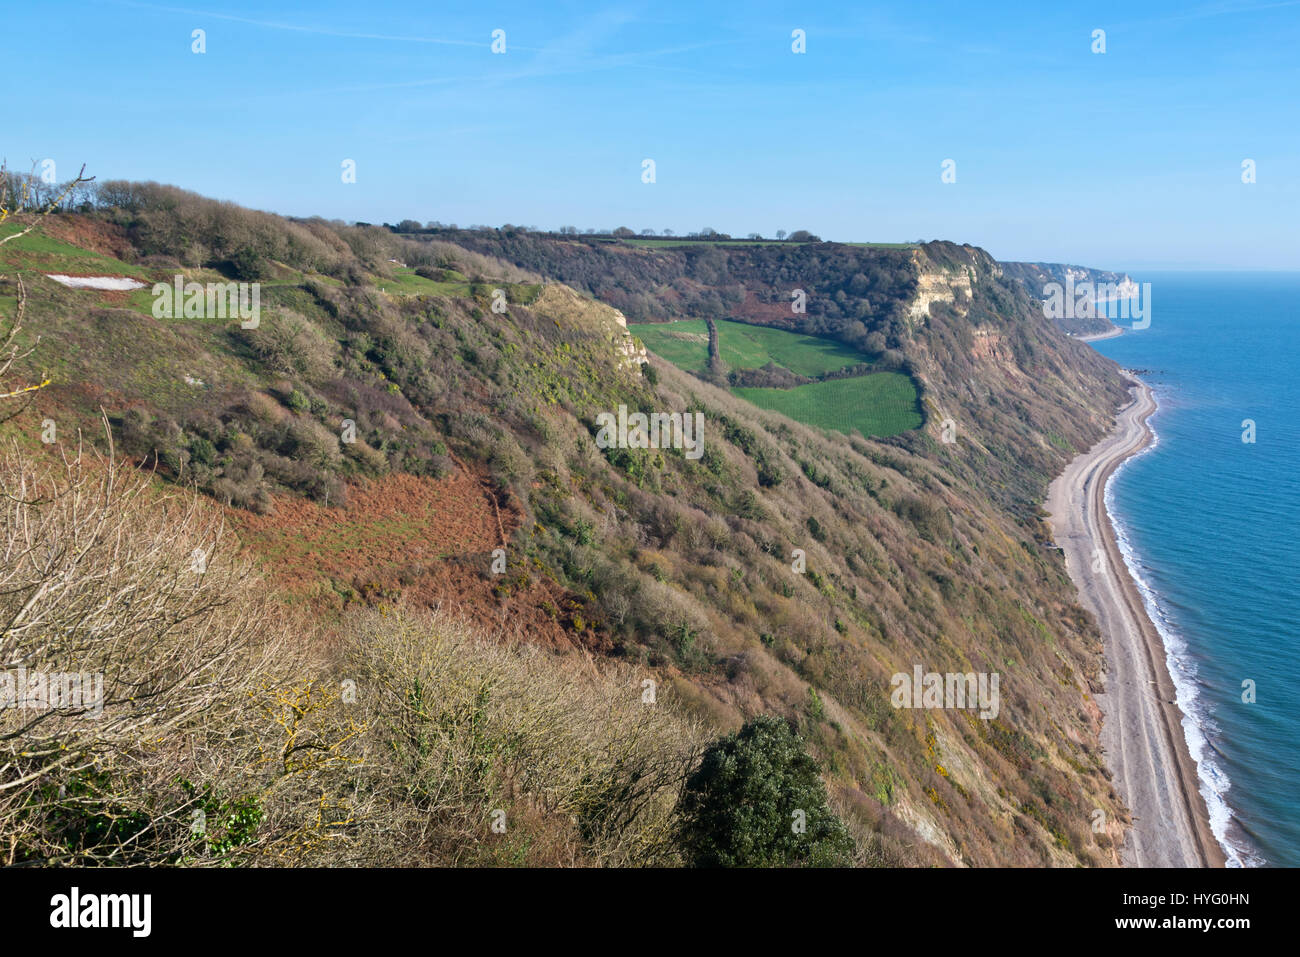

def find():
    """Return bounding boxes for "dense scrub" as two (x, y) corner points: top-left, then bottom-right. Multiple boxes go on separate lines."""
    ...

(0, 448), (727, 866)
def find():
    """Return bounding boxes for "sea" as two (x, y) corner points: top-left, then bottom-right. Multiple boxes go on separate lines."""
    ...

(1090, 271), (1300, 867)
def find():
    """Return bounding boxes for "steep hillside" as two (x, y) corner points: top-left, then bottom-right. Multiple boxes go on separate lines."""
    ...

(3, 187), (1135, 866)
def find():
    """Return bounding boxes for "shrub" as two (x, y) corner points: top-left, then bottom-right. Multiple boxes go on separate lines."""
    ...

(240, 309), (339, 383)
(892, 494), (951, 543)
(340, 607), (707, 865)
(189, 435), (218, 466)
(675, 715), (856, 867)
(224, 246), (268, 281)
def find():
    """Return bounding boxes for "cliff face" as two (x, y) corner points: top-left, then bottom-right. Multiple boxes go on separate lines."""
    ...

(842, 241), (1130, 512)
(907, 249), (975, 321)
(532, 283), (648, 369)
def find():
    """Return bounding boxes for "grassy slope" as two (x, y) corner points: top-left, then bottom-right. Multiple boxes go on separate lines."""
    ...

(380, 266), (473, 297)
(0, 222), (148, 276)
(735, 373), (922, 437)
(713, 319), (867, 376)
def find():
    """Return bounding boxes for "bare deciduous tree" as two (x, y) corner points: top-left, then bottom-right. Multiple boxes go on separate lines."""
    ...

(0, 440), (300, 864)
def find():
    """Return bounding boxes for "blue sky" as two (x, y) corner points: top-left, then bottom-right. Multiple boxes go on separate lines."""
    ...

(9, 1), (1300, 269)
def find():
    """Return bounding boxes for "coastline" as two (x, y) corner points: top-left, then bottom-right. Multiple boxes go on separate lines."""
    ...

(1072, 325), (1124, 343)
(1047, 377), (1225, 867)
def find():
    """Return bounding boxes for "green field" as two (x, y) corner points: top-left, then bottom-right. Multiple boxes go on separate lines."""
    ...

(714, 320), (867, 375)
(631, 319), (711, 371)
(631, 319), (867, 376)
(633, 317), (921, 437)
(734, 373), (922, 437)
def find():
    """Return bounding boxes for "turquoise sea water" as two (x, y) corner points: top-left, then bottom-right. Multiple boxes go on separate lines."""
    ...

(1090, 272), (1300, 868)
